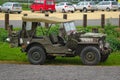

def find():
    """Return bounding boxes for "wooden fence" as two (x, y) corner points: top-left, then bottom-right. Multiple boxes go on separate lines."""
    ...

(5, 13), (120, 31)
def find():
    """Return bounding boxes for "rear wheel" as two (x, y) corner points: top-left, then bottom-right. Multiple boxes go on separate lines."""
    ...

(18, 12), (21, 14)
(80, 10), (82, 12)
(113, 10), (117, 11)
(91, 10), (94, 12)
(50, 10), (54, 13)
(80, 46), (101, 65)
(106, 8), (110, 11)
(28, 46), (46, 65)
(7, 9), (11, 13)
(40, 9), (45, 13)
(31, 9), (34, 12)
(71, 11), (74, 13)
(62, 9), (66, 13)
(83, 8), (87, 12)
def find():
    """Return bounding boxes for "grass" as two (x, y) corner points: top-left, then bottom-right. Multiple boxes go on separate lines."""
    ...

(0, 42), (120, 65)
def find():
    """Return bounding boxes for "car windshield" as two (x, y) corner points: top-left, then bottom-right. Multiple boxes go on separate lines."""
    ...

(90, 2), (95, 5)
(66, 3), (73, 6)
(112, 2), (117, 5)
(34, 0), (44, 4)
(13, 4), (21, 7)
(46, 1), (54, 5)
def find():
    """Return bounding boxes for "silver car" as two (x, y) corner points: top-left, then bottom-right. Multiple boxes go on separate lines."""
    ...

(97, 1), (118, 11)
(55, 2), (75, 13)
(1, 2), (22, 14)
(75, 1), (96, 12)
(118, 3), (120, 10)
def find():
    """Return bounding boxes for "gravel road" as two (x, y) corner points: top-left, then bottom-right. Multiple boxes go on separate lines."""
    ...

(0, 64), (120, 80)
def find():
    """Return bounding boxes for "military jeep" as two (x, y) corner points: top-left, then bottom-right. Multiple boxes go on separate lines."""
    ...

(7, 15), (111, 65)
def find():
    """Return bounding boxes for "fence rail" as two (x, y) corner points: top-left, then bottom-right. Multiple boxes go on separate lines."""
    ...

(4, 13), (120, 30)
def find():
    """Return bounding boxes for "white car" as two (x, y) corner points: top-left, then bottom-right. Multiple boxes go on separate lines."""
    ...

(1, 2), (22, 14)
(55, 2), (75, 13)
(97, 1), (118, 11)
(75, 1), (96, 12)
(118, 3), (120, 10)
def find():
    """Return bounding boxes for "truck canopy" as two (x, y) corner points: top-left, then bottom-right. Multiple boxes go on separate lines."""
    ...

(22, 15), (72, 24)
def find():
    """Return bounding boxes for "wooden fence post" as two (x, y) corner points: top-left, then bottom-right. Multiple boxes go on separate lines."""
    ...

(83, 14), (87, 27)
(5, 13), (9, 30)
(101, 14), (105, 28)
(45, 12), (49, 28)
(63, 14), (67, 19)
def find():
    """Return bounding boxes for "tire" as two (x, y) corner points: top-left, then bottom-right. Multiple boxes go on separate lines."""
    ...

(40, 9), (45, 13)
(28, 46), (46, 65)
(31, 9), (34, 12)
(18, 12), (21, 14)
(50, 11), (53, 13)
(71, 11), (74, 13)
(113, 10), (117, 11)
(80, 10), (82, 12)
(100, 54), (109, 62)
(83, 8), (87, 12)
(62, 9), (66, 13)
(91, 10), (94, 12)
(7, 9), (11, 13)
(106, 8), (110, 12)
(80, 46), (101, 65)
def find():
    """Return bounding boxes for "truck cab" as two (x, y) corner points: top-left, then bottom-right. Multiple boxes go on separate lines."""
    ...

(30, 0), (55, 13)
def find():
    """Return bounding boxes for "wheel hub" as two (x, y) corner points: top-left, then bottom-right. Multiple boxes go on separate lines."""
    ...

(85, 52), (95, 61)
(32, 52), (41, 60)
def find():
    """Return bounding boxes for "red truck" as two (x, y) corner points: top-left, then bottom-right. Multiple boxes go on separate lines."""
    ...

(30, 0), (55, 13)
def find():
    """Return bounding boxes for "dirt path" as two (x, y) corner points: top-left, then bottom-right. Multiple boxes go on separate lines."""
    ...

(0, 11), (120, 20)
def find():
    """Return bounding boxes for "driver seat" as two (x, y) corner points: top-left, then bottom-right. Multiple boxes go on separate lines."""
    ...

(49, 33), (58, 44)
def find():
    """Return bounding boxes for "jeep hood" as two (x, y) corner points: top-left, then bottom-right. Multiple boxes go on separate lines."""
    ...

(81, 32), (107, 38)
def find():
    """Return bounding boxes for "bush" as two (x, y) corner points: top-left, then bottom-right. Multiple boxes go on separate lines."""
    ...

(106, 36), (120, 51)
(0, 28), (8, 42)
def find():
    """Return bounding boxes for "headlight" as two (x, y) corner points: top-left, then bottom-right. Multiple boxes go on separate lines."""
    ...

(6, 38), (10, 42)
(99, 40), (104, 49)
(99, 36), (106, 49)
(20, 38), (23, 44)
(104, 42), (110, 49)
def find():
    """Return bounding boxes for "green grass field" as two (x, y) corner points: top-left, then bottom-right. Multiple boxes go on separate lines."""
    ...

(0, 42), (120, 65)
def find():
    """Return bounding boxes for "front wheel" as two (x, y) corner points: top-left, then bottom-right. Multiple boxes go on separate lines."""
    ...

(106, 8), (110, 11)
(80, 46), (101, 65)
(28, 46), (46, 65)
(83, 8), (87, 12)
(62, 9), (66, 13)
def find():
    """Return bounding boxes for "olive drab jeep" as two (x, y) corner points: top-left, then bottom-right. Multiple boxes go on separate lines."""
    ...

(6, 15), (112, 65)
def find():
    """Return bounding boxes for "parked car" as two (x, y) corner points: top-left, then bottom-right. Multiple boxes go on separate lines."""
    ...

(97, 1), (118, 11)
(30, 0), (55, 13)
(75, 1), (96, 12)
(55, 2), (75, 13)
(118, 3), (120, 10)
(1, 2), (22, 14)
